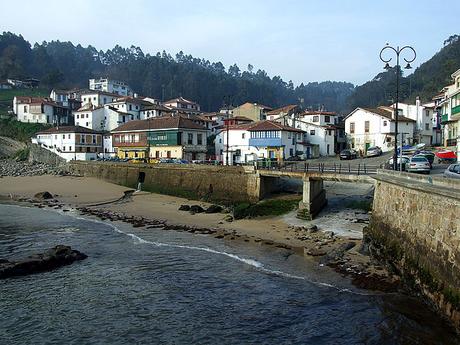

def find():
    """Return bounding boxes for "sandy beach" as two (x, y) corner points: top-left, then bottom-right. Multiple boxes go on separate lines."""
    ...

(0, 174), (398, 291)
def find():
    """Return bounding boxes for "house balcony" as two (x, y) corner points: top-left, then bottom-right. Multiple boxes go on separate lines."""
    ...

(452, 105), (460, 117)
(183, 144), (207, 152)
(441, 114), (450, 124)
(249, 138), (282, 147)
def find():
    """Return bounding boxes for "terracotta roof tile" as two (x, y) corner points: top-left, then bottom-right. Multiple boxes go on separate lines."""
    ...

(36, 126), (101, 135)
(111, 116), (207, 132)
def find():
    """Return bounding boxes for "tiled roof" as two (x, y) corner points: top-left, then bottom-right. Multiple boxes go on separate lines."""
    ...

(237, 102), (273, 110)
(267, 105), (299, 115)
(363, 108), (416, 122)
(302, 110), (337, 116)
(111, 116), (207, 132)
(36, 126), (100, 135)
(247, 120), (304, 132)
(15, 96), (67, 108)
(112, 96), (152, 106)
(163, 96), (198, 105)
(141, 104), (172, 112)
(75, 103), (104, 112)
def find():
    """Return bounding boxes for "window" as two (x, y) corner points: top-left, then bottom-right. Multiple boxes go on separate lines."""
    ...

(114, 135), (120, 143)
(76, 114), (79, 119)
(86, 122), (89, 127)
(81, 135), (85, 143)
(313, 115), (319, 122)
(365, 121), (370, 133)
(92, 136), (96, 144)
(197, 134), (203, 145)
(93, 97), (96, 101)
(63, 135), (65, 139)
(425, 123), (430, 130)
(425, 110), (430, 117)
(68, 134), (71, 139)
(167, 150), (171, 158)
(129, 104), (132, 111)
(242, 133), (245, 139)
(23, 105), (27, 113)
(69, 146), (72, 151)
(310, 130), (315, 135)
(383, 120), (387, 126)
(290, 148), (293, 156)
(350, 122), (355, 134)
(288, 132), (292, 139)
(86, 147), (91, 152)
(325, 115), (330, 123)
(63, 146), (66, 151)
(187, 133), (193, 145)
(55, 135), (57, 139)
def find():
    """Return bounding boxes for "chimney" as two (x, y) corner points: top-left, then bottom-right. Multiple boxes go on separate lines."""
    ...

(416, 96), (420, 108)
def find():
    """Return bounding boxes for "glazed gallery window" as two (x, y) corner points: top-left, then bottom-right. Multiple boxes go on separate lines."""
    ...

(313, 116), (319, 122)
(188, 133), (193, 145)
(197, 134), (203, 145)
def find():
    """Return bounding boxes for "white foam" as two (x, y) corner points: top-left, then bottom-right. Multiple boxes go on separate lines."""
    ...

(20, 205), (374, 296)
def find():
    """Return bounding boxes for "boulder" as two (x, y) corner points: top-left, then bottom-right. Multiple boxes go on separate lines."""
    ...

(34, 191), (53, 200)
(205, 204), (223, 213)
(178, 205), (190, 211)
(0, 245), (87, 279)
(189, 205), (205, 213)
(224, 214), (234, 222)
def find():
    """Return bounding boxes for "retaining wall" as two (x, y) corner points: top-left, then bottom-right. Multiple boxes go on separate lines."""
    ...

(29, 143), (66, 166)
(366, 169), (460, 329)
(68, 161), (261, 203)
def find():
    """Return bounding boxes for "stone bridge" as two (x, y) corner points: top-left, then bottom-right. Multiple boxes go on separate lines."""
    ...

(257, 169), (374, 220)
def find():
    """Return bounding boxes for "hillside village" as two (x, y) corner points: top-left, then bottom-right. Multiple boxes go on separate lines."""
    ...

(3, 70), (460, 164)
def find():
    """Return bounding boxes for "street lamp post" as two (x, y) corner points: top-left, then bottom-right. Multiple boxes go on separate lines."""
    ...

(379, 43), (416, 171)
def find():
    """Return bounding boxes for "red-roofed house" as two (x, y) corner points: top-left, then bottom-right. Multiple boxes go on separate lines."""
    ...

(215, 120), (307, 165)
(13, 96), (71, 125)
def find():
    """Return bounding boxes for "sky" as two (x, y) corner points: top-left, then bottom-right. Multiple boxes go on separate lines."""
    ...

(1, 0), (459, 86)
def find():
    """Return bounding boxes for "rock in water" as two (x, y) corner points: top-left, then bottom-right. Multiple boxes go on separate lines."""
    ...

(178, 205), (191, 211)
(34, 191), (54, 200)
(205, 205), (223, 213)
(189, 205), (205, 213)
(0, 245), (87, 279)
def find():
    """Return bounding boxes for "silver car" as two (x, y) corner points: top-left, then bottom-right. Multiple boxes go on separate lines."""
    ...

(443, 164), (460, 179)
(366, 146), (382, 157)
(407, 155), (431, 174)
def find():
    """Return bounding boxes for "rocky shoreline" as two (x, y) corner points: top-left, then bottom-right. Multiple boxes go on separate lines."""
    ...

(3, 192), (401, 293)
(0, 159), (69, 177)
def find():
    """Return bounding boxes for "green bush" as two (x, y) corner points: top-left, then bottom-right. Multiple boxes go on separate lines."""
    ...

(233, 198), (300, 219)
(0, 118), (51, 142)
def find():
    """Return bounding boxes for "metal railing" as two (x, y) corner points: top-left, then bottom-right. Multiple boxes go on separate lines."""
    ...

(252, 161), (378, 175)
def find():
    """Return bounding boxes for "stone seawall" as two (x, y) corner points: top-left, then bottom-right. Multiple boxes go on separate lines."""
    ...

(29, 144), (66, 166)
(366, 170), (460, 329)
(68, 161), (261, 203)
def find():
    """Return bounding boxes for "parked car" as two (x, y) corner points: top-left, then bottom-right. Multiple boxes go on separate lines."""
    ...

(366, 146), (382, 157)
(443, 164), (460, 179)
(415, 151), (435, 168)
(407, 155), (431, 174)
(385, 156), (410, 171)
(339, 149), (357, 160)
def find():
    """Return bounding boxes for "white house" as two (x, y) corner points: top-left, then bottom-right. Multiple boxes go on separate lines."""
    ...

(74, 103), (105, 130)
(89, 78), (133, 96)
(438, 69), (460, 157)
(282, 111), (338, 157)
(79, 90), (120, 107)
(14, 96), (70, 125)
(215, 120), (305, 165)
(163, 97), (201, 115)
(266, 105), (300, 121)
(393, 98), (438, 145)
(345, 107), (416, 154)
(32, 126), (103, 161)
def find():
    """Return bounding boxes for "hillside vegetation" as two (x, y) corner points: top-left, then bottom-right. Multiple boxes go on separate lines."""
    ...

(347, 35), (460, 111)
(0, 32), (354, 113)
(0, 118), (50, 142)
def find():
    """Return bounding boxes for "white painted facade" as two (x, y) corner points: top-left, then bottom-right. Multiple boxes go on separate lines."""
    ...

(89, 78), (133, 96)
(32, 127), (102, 161)
(345, 108), (415, 154)
(292, 120), (335, 156)
(80, 92), (118, 107)
(215, 125), (305, 165)
(394, 100), (437, 145)
(74, 106), (105, 130)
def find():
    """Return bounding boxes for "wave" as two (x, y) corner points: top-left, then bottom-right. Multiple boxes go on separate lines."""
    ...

(3, 204), (374, 296)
